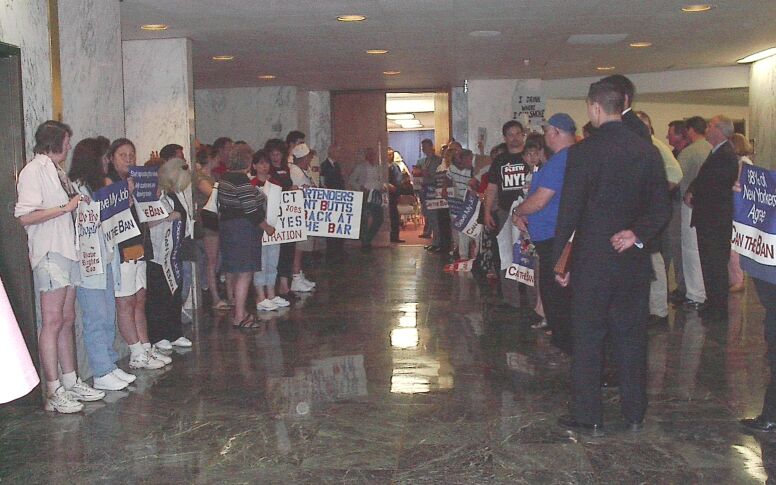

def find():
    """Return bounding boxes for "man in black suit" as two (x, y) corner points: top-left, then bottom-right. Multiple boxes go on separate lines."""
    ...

(601, 74), (651, 141)
(684, 115), (739, 315)
(320, 143), (347, 261)
(553, 80), (671, 435)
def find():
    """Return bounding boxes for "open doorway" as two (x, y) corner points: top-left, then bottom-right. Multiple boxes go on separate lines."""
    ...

(386, 91), (450, 245)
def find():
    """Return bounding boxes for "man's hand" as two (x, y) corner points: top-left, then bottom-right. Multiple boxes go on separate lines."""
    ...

(683, 191), (693, 208)
(555, 272), (570, 287)
(610, 230), (637, 253)
(484, 212), (497, 230)
(512, 213), (528, 232)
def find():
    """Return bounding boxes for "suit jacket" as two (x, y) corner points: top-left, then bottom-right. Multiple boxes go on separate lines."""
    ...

(553, 121), (671, 285)
(622, 109), (652, 141)
(687, 141), (739, 230)
(320, 158), (345, 190)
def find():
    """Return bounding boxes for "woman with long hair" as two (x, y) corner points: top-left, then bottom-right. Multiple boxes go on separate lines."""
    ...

(106, 138), (169, 369)
(15, 121), (104, 412)
(69, 138), (138, 390)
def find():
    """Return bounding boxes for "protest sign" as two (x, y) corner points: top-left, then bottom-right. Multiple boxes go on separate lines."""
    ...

(262, 190), (307, 245)
(76, 200), (103, 278)
(94, 181), (140, 248)
(150, 220), (183, 293)
(424, 186), (449, 210)
(733, 165), (776, 265)
(129, 166), (168, 222)
(303, 188), (363, 239)
(505, 239), (536, 286)
(452, 190), (482, 239)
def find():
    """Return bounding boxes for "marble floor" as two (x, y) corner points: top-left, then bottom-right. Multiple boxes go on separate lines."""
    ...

(0, 246), (774, 484)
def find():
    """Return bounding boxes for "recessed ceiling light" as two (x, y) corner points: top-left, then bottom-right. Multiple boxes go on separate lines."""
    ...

(140, 24), (168, 31)
(681, 4), (713, 12)
(387, 114), (414, 120)
(629, 41), (653, 48)
(383, 70), (401, 75)
(258, 75), (276, 80)
(596, 66), (616, 71)
(212, 55), (234, 61)
(337, 15), (366, 22)
(366, 49), (389, 55)
(737, 47), (776, 64)
(468, 30), (501, 38)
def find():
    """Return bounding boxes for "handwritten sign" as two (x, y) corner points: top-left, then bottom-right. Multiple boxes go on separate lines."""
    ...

(76, 200), (103, 278)
(303, 188), (363, 239)
(505, 239), (535, 286)
(94, 181), (140, 248)
(262, 190), (307, 245)
(452, 190), (482, 239)
(733, 165), (776, 265)
(129, 166), (168, 222)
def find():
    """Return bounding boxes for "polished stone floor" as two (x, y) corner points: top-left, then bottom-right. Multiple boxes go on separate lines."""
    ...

(0, 246), (774, 484)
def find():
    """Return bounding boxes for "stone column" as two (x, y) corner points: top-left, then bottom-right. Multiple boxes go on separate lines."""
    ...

(123, 38), (195, 162)
(749, 56), (776, 169)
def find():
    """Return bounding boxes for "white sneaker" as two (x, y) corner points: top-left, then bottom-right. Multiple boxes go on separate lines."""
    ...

(44, 386), (83, 414)
(129, 351), (165, 370)
(66, 378), (105, 402)
(271, 296), (291, 308)
(112, 368), (136, 383)
(257, 299), (279, 311)
(171, 336), (192, 348)
(155, 339), (173, 351)
(150, 348), (172, 365)
(93, 373), (129, 391)
(291, 275), (315, 293)
(299, 271), (316, 288)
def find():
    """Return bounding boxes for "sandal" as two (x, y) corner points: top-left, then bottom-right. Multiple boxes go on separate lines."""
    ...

(213, 300), (231, 311)
(234, 314), (261, 329)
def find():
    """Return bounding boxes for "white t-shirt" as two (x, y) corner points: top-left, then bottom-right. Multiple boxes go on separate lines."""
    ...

(289, 163), (314, 188)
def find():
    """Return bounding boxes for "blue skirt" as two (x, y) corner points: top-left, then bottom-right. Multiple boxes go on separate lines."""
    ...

(219, 218), (262, 273)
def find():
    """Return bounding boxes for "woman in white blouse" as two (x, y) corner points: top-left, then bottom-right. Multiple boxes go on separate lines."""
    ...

(15, 121), (105, 413)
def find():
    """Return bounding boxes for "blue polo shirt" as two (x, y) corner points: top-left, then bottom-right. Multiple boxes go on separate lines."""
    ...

(526, 147), (568, 242)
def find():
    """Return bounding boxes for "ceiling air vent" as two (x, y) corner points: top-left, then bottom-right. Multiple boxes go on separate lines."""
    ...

(567, 34), (628, 45)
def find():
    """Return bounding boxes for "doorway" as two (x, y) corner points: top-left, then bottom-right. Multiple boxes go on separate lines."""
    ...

(0, 42), (39, 372)
(386, 91), (450, 245)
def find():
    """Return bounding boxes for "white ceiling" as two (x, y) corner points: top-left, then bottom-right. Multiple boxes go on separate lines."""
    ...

(120, 0), (776, 91)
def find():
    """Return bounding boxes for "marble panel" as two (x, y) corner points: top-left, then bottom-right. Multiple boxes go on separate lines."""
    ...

(123, 38), (195, 163)
(58, 0), (124, 146)
(0, 0), (53, 160)
(308, 90), (331, 156)
(194, 86), (298, 149)
(451, 86), (468, 149)
(750, 57), (776, 169)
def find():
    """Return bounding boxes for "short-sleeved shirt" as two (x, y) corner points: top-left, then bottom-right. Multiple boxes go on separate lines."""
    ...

(526, 147), (568, 242)
(487, 151), (527, 211)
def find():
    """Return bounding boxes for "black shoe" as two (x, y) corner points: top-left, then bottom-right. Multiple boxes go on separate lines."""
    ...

(424, 245), (438, 251)
(648, 315), (668, 327)
(391, 239), (406, 243)
(740, 416), (776, 432)
(683, 299), (704, 310)
(557, 414), (604, 437)
(669, 289), (686, 304)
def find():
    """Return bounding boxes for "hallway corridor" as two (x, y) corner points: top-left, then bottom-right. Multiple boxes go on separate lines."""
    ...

(0, 246), (773, 484)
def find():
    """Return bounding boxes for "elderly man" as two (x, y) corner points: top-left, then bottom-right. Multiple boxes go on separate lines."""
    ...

(684, 115), (739, 317)
(350, 147), (384, 250)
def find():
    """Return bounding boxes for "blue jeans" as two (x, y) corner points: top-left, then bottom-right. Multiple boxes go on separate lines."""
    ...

(77, 265), (118, 378)
(254, 243), (280, 288)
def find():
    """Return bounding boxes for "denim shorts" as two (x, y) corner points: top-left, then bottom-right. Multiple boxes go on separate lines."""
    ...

(33, 252), (80, 293)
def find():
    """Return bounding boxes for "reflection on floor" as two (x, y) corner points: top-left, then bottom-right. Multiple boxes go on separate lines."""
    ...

(0, 246), (774, 483)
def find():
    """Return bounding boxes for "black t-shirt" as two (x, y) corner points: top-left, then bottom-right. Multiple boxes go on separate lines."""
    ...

(487, 151), (528, 211)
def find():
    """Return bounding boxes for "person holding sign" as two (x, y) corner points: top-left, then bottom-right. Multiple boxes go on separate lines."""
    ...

(69, 138), (138, 391)
(106, 139), (169, 369)
(289, 143), (318, 292)
(266, 139), (300, 297)
(15, 121), (105, 413)
(217, 144), (276, 328)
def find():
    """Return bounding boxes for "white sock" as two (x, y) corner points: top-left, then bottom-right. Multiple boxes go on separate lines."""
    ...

(47, 379), (61, 396)
(129, 342), (145, 358)
(61, 371), (77, 389)
(142, 342), (152, 351)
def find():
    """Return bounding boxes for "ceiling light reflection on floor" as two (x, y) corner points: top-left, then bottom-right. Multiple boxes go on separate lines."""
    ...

(391, 356), (453, 394)
(391, 327), (418, 348)
(399, 314), (417, 328)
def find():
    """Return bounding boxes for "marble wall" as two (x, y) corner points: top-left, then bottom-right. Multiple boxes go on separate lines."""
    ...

(451, 87), (468, 150)
(0, 0), (53, 160)
(749, 57), (776, 169)
(195, 86), (298, 150)
(123, 38), (195, 163)
(58, 0), (125, 145)
(307, 90), (332, 157)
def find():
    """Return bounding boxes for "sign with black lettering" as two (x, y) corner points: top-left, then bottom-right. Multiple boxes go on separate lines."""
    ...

(262, 189), (308, 245)
(94, 181), (141, 248)
(733, 165), (776, 265)
(303, 188), (363, 239)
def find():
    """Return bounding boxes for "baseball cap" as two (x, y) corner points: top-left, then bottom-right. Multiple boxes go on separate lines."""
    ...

(542, 113), (577, 134)
(292, 143), (311, 158)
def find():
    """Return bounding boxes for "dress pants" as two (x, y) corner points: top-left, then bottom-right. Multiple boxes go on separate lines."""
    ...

(681, 205), (706, 303)
(695, 223), (731, 308)
(649, 252), (668, 318)
(389, 196), (400, 241)
(146, 261), (183, 344)
(663, 195), (684, 292)
(534, 239), (572, 354)
(753, 278), (776, 420)
(571, 276), (649, 425)
(436, 209), (452, 251)
(361, 203), (384, 244)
